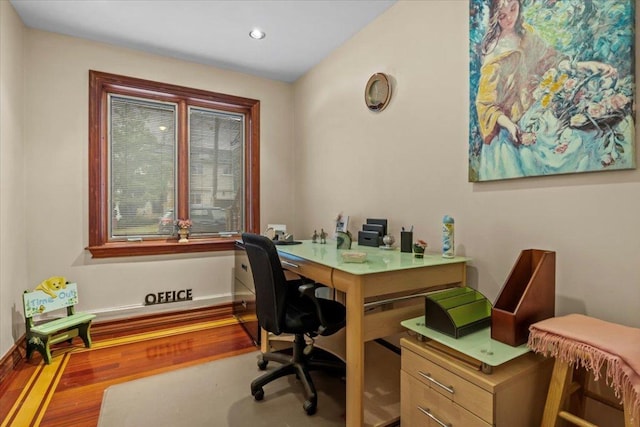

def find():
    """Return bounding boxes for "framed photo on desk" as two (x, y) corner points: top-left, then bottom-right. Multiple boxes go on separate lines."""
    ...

(335, 215), (349, 233)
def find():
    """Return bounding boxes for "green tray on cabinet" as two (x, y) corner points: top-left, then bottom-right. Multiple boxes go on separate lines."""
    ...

(424, 287), (492, 338)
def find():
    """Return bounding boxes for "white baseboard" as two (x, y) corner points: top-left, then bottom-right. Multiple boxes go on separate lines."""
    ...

(89, 294), (233, 322)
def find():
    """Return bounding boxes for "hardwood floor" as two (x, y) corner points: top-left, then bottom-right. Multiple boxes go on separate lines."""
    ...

(0, 308), (257, 427)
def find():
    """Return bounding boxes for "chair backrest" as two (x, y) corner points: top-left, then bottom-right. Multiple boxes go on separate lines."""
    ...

(241, 233), (290, 335)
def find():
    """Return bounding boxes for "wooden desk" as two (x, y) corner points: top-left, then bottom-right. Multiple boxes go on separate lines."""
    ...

(272, 241), (469, 426)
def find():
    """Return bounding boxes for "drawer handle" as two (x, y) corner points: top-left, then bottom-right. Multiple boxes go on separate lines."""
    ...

(241, 263), (248, 271)
(281, 260), (300, 269)
(418, 406), (452, 427)
(418, 371), (455, 394)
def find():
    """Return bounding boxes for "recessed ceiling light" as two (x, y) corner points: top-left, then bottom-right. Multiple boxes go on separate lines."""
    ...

(249, 29), (266, 40)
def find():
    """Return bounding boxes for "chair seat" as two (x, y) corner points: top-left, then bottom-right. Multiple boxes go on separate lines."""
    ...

(285, 297), (346, 336)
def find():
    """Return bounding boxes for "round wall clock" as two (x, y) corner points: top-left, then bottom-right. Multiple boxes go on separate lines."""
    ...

(365, 73), (392, 112)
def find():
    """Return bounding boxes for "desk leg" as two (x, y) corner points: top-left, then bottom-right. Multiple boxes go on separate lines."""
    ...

(345, 277), (365, 427)
(260, 328), (269, 354)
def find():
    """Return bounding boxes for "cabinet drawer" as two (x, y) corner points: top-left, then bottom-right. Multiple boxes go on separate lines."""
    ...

(234, 251), (254, 289)
(402, 347), (493, 423)
(401, 371), (490, 427)
(233, 279), (256, 318)
(279, 253), (333, 285)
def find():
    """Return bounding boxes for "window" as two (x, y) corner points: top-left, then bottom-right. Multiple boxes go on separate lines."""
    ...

(88, 71), (260, 257)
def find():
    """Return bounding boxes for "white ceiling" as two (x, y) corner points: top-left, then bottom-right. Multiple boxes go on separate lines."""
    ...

(10, 0), (397, 83)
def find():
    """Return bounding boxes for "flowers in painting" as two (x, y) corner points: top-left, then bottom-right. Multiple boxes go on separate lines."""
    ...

(528, 64), (634, 167)
(533, 66), (633, 131)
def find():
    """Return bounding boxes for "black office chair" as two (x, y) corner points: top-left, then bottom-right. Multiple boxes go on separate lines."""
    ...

(241, 233), (346, 415)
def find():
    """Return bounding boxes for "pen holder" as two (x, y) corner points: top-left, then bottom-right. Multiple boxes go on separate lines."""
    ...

(400, 231), (413, 253)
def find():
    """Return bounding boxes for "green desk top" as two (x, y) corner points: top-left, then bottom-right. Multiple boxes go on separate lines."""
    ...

(276, 240), (470, 276)
(401, 316), (530, 367)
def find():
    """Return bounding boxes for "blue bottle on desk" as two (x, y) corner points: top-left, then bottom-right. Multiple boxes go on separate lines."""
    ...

(442, 215), (454, 258)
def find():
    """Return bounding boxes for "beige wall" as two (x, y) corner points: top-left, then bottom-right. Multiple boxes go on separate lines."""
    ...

(0, 0), (28, 358)
(2, 0), (639, 360)
(292, 0), (640, 328)
(0, 21), (295, 357)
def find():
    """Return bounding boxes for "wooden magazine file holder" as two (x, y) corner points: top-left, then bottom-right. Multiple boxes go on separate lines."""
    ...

(491, 249), (556, 346)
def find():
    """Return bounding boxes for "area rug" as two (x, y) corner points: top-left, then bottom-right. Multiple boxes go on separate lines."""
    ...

(98, 338), (402, 427)
(98, 350), (347, 427)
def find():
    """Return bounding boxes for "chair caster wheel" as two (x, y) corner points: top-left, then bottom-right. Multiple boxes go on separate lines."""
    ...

(257, 358), (268, 370)
(303, 400), (316, 415)
(252, 388), (264, 401)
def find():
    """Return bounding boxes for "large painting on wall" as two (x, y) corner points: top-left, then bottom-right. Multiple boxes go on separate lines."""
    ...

(469, 0), (635, 182)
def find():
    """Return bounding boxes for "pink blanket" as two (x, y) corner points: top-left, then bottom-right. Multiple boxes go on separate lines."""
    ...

(528, 314), (640, 422)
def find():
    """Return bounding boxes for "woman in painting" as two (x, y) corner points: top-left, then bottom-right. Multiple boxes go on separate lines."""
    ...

(475, 0), (624, 180)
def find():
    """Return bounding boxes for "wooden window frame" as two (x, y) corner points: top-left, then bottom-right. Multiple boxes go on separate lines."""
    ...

(87, 70), (260, 258)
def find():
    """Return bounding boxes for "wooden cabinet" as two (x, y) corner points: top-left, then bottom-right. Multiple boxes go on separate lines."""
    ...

(233, 241), (260, 345)
(401, 336), (552, 426)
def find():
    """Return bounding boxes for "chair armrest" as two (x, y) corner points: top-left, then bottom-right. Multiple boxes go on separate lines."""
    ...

(297, 283), (329, 335)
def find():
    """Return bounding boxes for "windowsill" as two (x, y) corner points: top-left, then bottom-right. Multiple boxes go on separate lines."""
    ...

(86, 237), (238, 258)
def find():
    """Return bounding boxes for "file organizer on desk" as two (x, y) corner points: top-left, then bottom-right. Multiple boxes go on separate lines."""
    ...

(491, 249), (556, 346)
(424, 287), (492, 339)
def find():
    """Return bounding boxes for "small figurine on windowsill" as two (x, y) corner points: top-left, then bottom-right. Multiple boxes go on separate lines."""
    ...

(176, 219), (192, 243)
(320, 229), (327, 244)
(312, 229), (319, 243)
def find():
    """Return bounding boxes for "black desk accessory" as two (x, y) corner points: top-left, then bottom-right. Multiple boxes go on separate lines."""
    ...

(358, 230), (380, 247)
(363, 223), (384, 236)
(400, 231), (413, 253)
(366, 218), (387, 237)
